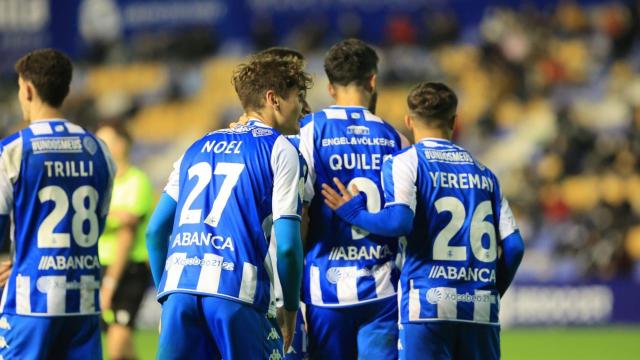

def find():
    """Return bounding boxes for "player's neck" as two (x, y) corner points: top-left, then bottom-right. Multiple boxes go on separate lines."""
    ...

(412, 126), (452, 143)
(246, 111), (277, 129)
(28, 103), (63, 123)
(333, 87), (370, 108)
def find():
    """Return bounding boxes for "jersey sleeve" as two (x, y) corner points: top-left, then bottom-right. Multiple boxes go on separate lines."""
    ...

(298, 119), (315, 203)
(498, 194), (519, 242)
(97, 138), (117, 217)
(0, 134), (23, 216)
(271, 135), (304, 221)
(382, 147), (418, 213)
(491, 174), (520, 242)
(164, 155), (183, 202)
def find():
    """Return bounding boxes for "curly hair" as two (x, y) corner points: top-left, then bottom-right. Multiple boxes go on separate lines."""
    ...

(232, 56), (312, 112)
(407, 82), (458, 130)
(255, 47), (305, 64)
(15, 48), (72, 108)
(324, 39), (378, 87)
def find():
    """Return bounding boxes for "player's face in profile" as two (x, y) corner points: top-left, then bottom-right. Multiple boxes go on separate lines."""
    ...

(275, 89), (303, 135)
(17, 77), (31, 122)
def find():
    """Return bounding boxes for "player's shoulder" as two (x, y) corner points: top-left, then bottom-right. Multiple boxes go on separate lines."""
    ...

(0, 131), (22, 153)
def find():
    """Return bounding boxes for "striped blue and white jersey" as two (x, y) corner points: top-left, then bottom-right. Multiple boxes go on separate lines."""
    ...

(158, 120), (305, 313)
(299, 106), (409, 307)
(383, 138), (519, 325)
(0, 120), (115, 316)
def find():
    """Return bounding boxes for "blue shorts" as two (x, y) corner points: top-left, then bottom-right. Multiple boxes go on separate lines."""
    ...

(158, 293), (283, 360)
(0, 313), (101, 359)
(306, 296), (398, 360)
(399, 321), (500, 360)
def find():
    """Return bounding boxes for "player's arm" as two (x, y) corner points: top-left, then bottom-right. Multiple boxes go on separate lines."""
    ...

(145, 156), (181, 288)
(495, 196), (525, 296)
(0, 136), (22, 286)
(101, 212), (137, 309)
(297, 120), (315, 250)
(145, 194), (176, 289)
(271, 136), (304, 351)
(322, 179), (413, 237)
(322, 150), (418, 237)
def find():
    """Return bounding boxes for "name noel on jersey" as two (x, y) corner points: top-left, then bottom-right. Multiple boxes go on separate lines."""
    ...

(329, 153), (392, 171)
(171, 231), (235, 251)
(428, 171), (494, 192)
(37, 255), (101, 271)
(328, 244), (393, 261)
(44, 160), (94, 178)
(200, 140), (243, 154)
(428, 265), (496, 283)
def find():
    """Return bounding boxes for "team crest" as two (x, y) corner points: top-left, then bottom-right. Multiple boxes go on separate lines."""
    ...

(83, 136), (98, 155)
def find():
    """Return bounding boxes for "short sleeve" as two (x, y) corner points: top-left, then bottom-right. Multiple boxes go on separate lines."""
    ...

(164, 155), (183, 202)
(498, 195), (519, 241)
(382, 147), (418, 213)
(0, 135), (23, 215)
(271, 136), (304, 221)
(97, 138), (117, 217)
(298, 120), (315, 203)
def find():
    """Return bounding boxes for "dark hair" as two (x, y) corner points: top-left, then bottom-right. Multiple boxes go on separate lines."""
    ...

(97, 121), (133, 146)
(407, 82), (458, 130)
(15, 49), (72, 108)
(257, 47), (305, 63)
(232, 57), (312, 112)
(324, 39), (378, 87)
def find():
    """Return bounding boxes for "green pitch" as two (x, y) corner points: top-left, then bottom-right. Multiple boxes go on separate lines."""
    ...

(113, 326), (640, 360)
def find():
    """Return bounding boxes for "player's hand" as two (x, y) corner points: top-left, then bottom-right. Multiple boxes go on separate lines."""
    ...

(321, 177), (360, 210)
(280, 308), (297, 353)
(0, 260), (12, 287)
(229, 114), (250, 128)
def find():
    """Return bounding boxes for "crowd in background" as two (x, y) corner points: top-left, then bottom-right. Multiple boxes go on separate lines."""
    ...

(1, 1), (639, 283)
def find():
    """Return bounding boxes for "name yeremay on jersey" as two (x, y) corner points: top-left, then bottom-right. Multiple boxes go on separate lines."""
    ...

(0, 120), (115, 316)
(298, 106), (409, 307)
(383, 138), (519, 325)
(158, 120), (305, 314)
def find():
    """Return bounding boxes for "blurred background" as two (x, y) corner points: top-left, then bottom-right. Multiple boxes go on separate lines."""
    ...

(1, 0), (639, 358)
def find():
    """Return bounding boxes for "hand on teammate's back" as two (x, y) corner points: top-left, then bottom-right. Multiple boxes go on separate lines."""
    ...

(321, 177), (360, 210)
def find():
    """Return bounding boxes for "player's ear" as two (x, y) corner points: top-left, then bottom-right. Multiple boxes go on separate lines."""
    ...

(265, 90), (278, 109)
(25, 81), (34, 102)
(327, 83), (337, 100)
(368, 73), (377, 92)
(404, 114), (414, 131)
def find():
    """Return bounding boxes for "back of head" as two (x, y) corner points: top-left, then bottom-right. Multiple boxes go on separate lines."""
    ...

(324, 38), (378, 87)
(256, 47), (305, 64)
(232, 56), (312, 113)
(14, 48), (72, 108)
(407, 82), (458, 131)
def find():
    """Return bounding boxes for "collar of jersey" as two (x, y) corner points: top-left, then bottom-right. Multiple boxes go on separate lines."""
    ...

(418, 137), (452, 145)
(246, 118), (272, 128)
(329, 105), (367, 110)
(31, 118), (67, 123)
